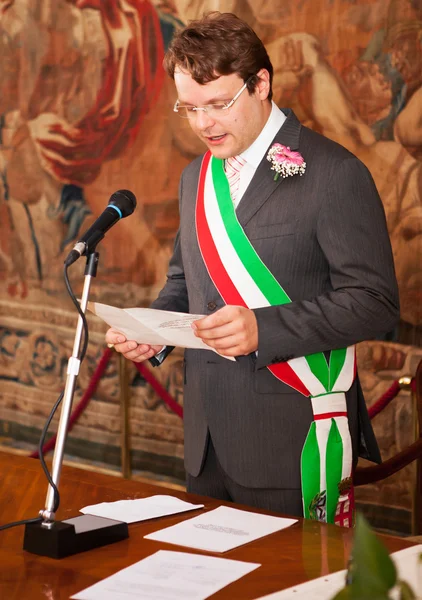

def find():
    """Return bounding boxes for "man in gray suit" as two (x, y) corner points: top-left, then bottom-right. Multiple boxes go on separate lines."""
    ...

(106, 12), (399, 524)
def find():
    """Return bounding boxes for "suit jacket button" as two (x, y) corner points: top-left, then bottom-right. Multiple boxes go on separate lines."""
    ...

(207, 301), (217, 311)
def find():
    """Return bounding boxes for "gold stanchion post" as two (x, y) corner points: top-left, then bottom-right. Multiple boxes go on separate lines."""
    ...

(399, 375), (420, 536)
(118, 353), (132, 479)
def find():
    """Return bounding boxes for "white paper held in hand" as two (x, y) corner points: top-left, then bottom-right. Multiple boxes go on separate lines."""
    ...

(88, 301), (235, 360)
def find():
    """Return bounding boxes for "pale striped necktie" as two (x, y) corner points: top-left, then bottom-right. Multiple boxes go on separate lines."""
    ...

(225, 155), (246, 204)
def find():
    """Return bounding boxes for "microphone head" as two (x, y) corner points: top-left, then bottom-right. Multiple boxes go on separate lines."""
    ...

(109, 189), (137, 218)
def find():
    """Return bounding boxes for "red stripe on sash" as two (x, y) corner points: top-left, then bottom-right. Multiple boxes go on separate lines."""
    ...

(195, 152), (310, 397)
(196, 152), (245, 307)
(269, 363), (310, 396)
(314, 412), (348, 420)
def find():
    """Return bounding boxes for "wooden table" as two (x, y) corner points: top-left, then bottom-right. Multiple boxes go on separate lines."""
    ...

(0, 452), (413, 599)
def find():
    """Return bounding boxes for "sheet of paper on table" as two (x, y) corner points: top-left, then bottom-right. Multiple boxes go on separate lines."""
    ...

(71, 549), (260, 600)
(88, 301), (234, 360)
(144, 505), (298, 553)
(255, 544), (422, 599)
(80, 495), (204, 524)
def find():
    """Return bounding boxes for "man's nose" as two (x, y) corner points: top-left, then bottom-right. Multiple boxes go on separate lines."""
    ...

(195, 108), (215, 130)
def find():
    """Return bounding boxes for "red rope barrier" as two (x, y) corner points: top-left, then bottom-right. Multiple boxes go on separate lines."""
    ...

(367, 380), (404, 420)
(134, 362), (183, 419)
(30, 348), (113, 458)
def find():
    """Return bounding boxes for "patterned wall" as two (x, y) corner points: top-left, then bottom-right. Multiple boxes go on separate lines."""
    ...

(0, 0), (421, 531)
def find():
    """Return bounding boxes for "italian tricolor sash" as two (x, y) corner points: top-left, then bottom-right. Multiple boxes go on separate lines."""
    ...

(195, 151), (355, 526)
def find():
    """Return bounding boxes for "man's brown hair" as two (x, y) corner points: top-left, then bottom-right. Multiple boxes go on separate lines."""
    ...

(164, 12), (273, 101)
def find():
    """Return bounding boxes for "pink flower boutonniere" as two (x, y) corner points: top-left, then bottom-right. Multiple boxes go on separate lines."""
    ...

(267, 143), (306, 181)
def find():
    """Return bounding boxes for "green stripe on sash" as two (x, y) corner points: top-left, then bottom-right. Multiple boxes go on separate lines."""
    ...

(212, 158), (291, 306)
(328, 348), (348, 391)
(306, 353), (330, 392)
(301, 423), (321, 519)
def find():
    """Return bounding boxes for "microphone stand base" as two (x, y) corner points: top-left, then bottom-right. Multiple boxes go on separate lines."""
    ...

(23, 514), (129, 559)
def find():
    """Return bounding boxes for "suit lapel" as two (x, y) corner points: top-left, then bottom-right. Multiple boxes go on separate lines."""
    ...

(236, 108), (303, 228)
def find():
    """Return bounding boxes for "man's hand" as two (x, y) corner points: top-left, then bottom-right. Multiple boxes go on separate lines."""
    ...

(192, 306), (258, 357)
(105, 328), (163, 363)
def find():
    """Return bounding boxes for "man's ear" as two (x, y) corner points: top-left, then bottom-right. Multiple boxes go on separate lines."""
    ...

(255, 69), (271, 100)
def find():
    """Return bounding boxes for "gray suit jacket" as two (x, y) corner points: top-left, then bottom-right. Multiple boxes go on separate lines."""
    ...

(151, 109), (399, 489)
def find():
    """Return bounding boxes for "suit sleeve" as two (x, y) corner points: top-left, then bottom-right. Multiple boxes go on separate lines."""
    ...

(253, 157), (400, 368)
(150, 174), (189, 314)
(147, 176), (189, 365)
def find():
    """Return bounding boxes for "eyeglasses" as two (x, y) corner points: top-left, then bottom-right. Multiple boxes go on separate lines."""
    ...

(173, 77), (253, 119)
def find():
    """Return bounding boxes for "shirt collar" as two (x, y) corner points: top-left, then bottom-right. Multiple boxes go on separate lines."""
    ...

(239, 102), (287, 169)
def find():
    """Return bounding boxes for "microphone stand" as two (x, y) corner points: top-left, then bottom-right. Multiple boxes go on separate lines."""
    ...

(23, 251), (128, 558)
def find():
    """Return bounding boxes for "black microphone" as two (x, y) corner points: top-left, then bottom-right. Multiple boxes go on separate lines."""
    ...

(64, 189), (137, 266)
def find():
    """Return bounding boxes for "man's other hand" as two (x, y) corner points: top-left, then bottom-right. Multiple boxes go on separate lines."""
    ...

(105, 328), (163, 363)
(192, 305), (258, 357)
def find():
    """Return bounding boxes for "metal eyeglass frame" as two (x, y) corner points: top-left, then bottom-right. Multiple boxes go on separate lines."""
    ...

(173, 76), (254, 118)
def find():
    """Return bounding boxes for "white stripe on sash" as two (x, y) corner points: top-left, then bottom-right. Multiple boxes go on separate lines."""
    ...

(331, 346), (356, 392)
(336, 417), (353, 480)
(311, 393), (347, 415)
(288, 356), (327, 397)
